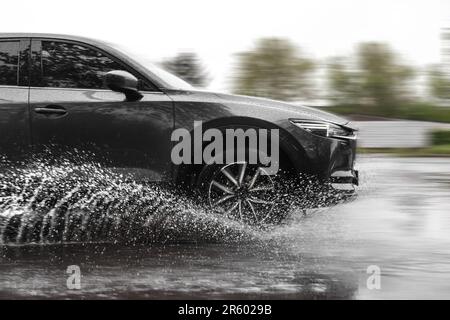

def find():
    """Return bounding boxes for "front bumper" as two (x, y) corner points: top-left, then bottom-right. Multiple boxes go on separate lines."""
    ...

(330, 169), (359, 186)
(281, 120), (359, 208)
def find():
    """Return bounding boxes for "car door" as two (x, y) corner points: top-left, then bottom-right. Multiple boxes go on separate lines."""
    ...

(28, 38), (174, 181)
(0, 38), (31, 163)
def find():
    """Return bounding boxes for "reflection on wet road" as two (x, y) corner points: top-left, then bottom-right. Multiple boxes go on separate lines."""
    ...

(1, 156), (450, 299)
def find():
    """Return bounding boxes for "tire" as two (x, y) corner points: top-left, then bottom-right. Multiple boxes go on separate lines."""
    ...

(196, 161), (294, 225)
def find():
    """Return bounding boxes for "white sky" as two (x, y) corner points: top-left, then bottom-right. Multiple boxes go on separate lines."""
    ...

(1, 0), (449, 91)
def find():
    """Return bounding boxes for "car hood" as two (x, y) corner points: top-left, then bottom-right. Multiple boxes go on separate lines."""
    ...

(212, 92), (349, 126)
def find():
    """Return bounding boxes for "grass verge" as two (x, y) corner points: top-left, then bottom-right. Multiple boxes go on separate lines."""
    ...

(322, 103), (450, 123)
(358, 145), (450, 157)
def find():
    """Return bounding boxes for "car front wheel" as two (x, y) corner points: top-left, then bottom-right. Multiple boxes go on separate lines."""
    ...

(197, 161), (292, 225)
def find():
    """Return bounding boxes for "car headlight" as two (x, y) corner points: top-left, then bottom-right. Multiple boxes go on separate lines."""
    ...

(290, 119), (356, 140)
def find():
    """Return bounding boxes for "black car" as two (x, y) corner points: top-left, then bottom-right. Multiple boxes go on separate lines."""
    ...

(0, 33), (358, 224)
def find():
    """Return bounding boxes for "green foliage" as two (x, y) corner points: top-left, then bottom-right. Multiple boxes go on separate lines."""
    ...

(327, 42), (414, 115)
(327, 57), (359, 104)
(358, 43), (414, 113)
(396, 103), (450, 123)
(232, 38), (315, 101)
(431, 130), (450, 145)
(162, 52), (209, 87)
(325, 102), (450, 123)
(428, 66), (450, 100)
(357, 146), (450, 156)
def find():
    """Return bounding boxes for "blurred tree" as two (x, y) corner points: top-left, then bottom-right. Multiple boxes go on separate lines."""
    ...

(327, 57), (359, 104)
(232, 38), (315, 101)
(428, 66), (450, 100)
(358, 43), (414, 113)
(429, 29), (450, 101)
(328, 42), (414, 114)
(161, 52), (209, 87)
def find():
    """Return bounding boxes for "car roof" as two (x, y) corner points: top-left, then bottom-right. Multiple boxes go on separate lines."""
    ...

(0, 33), (111, 48)
(0, 33), (176, 90)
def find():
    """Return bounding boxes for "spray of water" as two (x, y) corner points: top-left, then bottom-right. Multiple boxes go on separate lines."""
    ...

(0, 149), (358, 246)
(0, 158), (260, 245)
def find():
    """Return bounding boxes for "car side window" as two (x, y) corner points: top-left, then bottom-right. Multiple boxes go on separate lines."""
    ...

(40, 40), (160, 91)
(0, 41), (20, 86)
(41, 41), (126, 90)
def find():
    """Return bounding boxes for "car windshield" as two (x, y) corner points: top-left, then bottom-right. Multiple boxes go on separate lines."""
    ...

(110, 43), (193, 90)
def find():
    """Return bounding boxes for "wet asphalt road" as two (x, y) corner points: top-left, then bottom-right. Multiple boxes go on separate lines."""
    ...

(1, 155), (450, 299)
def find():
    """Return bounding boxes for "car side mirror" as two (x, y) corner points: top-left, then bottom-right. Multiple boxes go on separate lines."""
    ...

(104, 70), (143, 102)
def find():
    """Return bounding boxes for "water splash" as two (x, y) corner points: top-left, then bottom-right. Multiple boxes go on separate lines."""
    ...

(0, 159), (258, 245)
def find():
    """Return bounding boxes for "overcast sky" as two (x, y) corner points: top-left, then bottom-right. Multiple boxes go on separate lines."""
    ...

(2, 0), (449, 91)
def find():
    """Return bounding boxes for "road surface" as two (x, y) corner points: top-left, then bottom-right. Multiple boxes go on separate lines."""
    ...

(1, 156), (450, 299)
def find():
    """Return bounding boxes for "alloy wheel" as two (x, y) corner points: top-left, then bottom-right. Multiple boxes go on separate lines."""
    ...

(208, 162), (276, 224)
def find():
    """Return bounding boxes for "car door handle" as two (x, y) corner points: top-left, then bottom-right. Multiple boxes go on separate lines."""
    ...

(34, 105), (67, 116)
